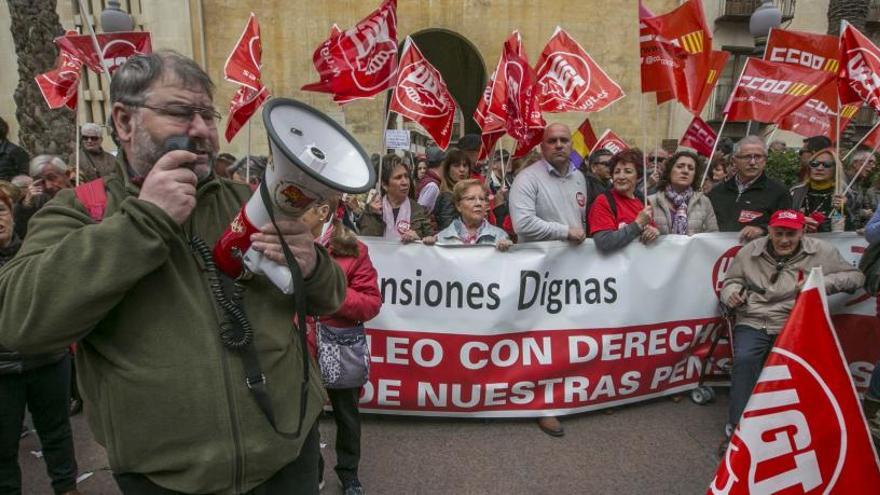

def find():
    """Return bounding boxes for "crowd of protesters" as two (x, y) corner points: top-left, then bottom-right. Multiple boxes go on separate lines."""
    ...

(2, 57), (880, 493)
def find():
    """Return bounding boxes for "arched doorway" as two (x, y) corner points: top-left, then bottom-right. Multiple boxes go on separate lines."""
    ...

(408, 29), (486, 136)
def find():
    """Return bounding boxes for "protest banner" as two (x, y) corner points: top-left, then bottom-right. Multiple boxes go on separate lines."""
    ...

(384, 129), (410, 150)
(357, 233), (879, 418)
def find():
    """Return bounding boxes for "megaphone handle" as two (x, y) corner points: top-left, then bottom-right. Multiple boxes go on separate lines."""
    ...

(258, 180), (311, 436)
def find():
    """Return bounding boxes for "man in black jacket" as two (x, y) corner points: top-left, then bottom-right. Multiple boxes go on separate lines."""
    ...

(0, 117), (29, 182)
(708, 136), (791, 243)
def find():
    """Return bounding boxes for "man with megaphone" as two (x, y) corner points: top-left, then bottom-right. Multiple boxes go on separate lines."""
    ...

(0, 51), (351, 495)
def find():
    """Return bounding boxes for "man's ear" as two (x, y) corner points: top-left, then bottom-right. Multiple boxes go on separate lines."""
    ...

(111, 103), (134, 144)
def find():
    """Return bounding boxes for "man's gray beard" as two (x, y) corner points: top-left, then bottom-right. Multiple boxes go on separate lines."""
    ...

(129, 124), (214, 181)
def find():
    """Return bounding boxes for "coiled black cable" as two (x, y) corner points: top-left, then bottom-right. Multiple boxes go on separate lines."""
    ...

(190, 236), (253, 350)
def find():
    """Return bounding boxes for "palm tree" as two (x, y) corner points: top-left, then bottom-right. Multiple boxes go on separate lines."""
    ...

(6, 0), (76, 162)
(827, 0), (870, 35)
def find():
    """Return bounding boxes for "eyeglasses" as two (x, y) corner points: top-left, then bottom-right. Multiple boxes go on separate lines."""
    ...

(809, 160), (835, 169)
(81, 135), (101, 141)
(127, 102), (221, 127)
(734, 154), (767, 163)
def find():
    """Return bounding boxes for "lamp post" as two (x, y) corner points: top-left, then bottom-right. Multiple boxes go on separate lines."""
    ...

(749, 0), (783, 57)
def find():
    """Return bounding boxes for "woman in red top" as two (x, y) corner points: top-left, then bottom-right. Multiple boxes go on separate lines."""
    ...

(588, 148), (659, 253)
(302, 198), (381, 495)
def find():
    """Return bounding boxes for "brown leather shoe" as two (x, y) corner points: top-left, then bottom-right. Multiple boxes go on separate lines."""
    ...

(537, 416), (564, 437)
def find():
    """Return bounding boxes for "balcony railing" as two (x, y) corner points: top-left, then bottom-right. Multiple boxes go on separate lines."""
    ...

(709, 81), (734, 122)
(716, 0), (796, 22)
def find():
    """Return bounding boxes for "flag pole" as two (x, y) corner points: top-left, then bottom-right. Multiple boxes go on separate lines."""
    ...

(746, 120), (752, 136)
(836, 95), (843, 196)
(376, 91), (393, 198)
(843, 138), (880, 195)
(75, 114), (81, 186)
(640, 92), (648, 205)
(699, 115), (728, 191)
(842, 119), (880, 162)
(245, 119), (251, 184)
(765, 125), (778, 144)
(76, 0), (113, 88)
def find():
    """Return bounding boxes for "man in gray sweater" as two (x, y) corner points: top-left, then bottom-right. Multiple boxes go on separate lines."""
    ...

(509, 123), (587, 437)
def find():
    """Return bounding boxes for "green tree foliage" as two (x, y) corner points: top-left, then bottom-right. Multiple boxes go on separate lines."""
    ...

(765, 150), (801, 188)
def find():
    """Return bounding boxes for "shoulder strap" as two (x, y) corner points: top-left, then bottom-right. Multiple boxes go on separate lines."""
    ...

(604, 190), (618, 222)
(74, 178), (107, 222)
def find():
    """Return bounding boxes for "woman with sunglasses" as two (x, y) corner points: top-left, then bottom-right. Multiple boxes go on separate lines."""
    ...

(790, 148), (849, 232)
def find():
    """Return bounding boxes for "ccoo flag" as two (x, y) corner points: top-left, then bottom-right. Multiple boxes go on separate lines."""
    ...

(389, 38), (457, 150)
(679, 116), (716, 157)
(709, 268), (880, 494)
(723, 58), (833, 123)
(301, 0), (398, 102)
(534, 27), (624, 113)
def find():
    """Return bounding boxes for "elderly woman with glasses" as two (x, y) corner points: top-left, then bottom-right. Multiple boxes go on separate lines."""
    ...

(790, 147), (849, 232)
(423, 179), (512, 250)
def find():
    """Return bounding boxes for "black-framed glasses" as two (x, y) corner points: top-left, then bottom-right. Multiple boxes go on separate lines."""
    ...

(809, 160), (835, 169)
(734, 153), (767, 163)
(127, 102), (221, 127)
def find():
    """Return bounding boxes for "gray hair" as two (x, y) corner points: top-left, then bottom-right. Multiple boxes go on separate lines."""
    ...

(851, 149), (875, 164)
(30, 154), (69, 176)
(732, 135), (767, 155)
(110, 50), (214, 106)
(81, 123), (103, 136)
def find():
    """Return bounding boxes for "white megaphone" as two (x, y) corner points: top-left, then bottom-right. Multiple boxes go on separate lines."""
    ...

(213, 98), (375, 293)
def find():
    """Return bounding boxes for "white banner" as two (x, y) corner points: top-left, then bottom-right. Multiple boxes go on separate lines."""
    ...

(384, 129), (411, 150)
(356, 233), (879, 417)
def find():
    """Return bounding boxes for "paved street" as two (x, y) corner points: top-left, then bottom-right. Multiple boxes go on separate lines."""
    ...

(19, 393), (728, 494)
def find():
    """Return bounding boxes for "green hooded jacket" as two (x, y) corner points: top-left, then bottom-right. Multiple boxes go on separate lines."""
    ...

(0, 167), (345, 493)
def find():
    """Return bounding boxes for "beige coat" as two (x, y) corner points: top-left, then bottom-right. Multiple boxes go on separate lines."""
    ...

(648, 190), (718, 235)
(720, 236), (864, 334)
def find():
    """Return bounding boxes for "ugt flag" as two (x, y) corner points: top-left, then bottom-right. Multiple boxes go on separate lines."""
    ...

(679, 116), (716, 157)
(224, 13), (264, 91)
(225, 86), (269, 143)
(709, 268), (880, 494)
(534, 27), (624, 113)
(723, 58), (832, 123)
(474, 68), (505, 160)
(301, 0), (398, 102)
(840, 21), (880, 112)
(592, 129), (629, 155)
(35, 48), (84, 110)
(487, 31), (546, 157)
(54, 31), (152, 74)
(389, 38), (457, 150)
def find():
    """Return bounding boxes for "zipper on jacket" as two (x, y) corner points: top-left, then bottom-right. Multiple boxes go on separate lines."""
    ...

(219, 346), (245, 493)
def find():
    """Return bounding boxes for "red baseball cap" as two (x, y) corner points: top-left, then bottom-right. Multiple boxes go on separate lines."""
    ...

(769, 209), (806, 230)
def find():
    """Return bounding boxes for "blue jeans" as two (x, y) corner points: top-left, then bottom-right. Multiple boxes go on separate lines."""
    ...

(728, 325), (777, 428)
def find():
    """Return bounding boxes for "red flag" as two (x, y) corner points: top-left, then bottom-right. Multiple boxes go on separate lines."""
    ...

(593, 129), (629, 155)
(534, 27), (624, 113)
(724, 58), (833, 123)
(224, 13), (263, 91)
(640, 0), (712, 113)
(486, 32), (546, 156)
(777, 81), (857, 140)
(709, 268), (880, 494)
(861, 119), (880, 150)
(301, 0), (398, 102)
(54, 32), (152, 74)
(35, 48), (83, 110)
(388, 38), (457, 150)
(691, 50), (730, 115)
(839, 22), (880, 111)
(224, 86), (269, 142)
(679, 116), (716, 157)
(576, 117), (598, 152)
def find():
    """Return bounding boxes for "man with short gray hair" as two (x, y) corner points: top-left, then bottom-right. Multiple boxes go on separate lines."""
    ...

(78, 123), (117, 181)
(708, 136), (791, 243)
(846, 150), (877, 229)
(0, 51), (345, 494)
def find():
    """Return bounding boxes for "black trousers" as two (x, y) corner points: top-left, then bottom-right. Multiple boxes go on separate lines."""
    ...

(114, 424), (321, 495)
(320, 387), (362, 483)
(728, 325), (777, 428)
(0, 354), (78, 495)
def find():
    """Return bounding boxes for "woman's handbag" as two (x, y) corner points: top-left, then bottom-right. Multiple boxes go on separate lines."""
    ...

(317, 323), (370, 389)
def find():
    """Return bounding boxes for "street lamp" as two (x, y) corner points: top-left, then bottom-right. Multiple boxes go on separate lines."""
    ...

(100, 0), (134, 32)
(749, 0), (783, 56)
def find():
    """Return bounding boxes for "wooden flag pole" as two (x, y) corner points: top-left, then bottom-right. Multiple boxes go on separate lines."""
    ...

(75, 114), (81, 186)
(843, 138), (880, 195)
(376, 91), (393, 199)
(765, 125), (779, 144)
(698, 115), (728, 191)
(842, 119), (880, 162)
(836, 95), (843, 196)
(640, 92), (648, 205)
(245, 119), (252, 184)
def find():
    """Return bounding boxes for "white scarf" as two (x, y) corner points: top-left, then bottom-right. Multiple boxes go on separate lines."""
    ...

(382, 196), (411, 240)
